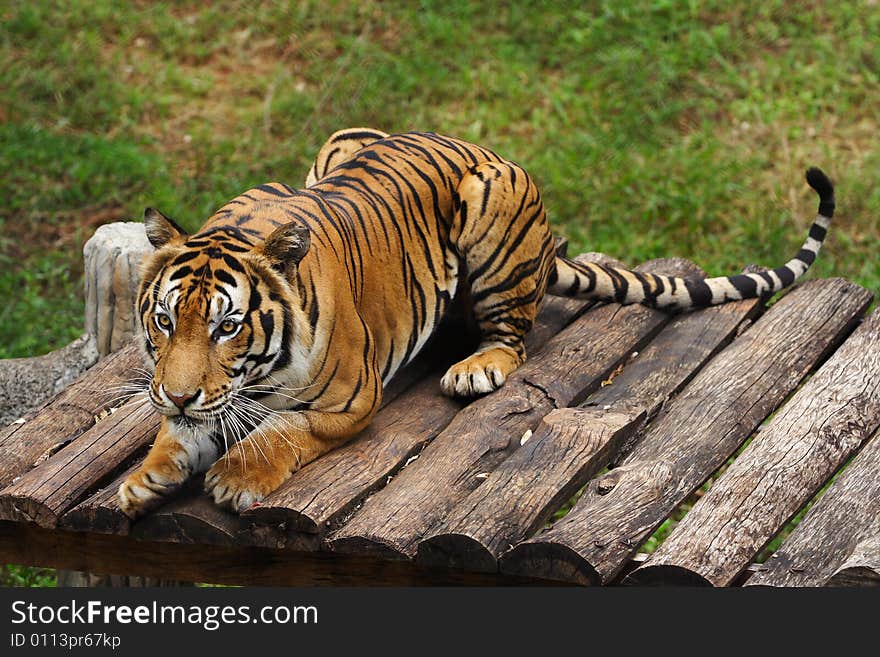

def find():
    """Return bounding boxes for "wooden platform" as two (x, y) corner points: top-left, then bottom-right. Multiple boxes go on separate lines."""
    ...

(2, 253), (879, 587)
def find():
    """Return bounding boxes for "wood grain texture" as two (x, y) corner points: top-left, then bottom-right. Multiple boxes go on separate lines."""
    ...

(59, 463), (138, 535)
(416, 407), (642, 571)
(0, 399), (159, 527)
(500, 278), (872, 585)
(0, 520), (562, 587)
(416, 289), (762, 573)
(585, 296), (762, 464)
(327, 259), (701, 560)
(130, 482), (249, 547)
(0, 341), (142, 489)
(627, 308), (880, 586)
(826, 532), (880, 587)
(745, 429), (880, 587)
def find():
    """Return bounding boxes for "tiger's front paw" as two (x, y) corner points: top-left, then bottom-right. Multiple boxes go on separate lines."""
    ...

(118, 467), (181, 519)
(204, 442), (293, 513)
(440, 346), (523, 397)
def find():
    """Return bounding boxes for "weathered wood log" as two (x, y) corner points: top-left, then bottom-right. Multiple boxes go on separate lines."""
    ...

(0, 520), (560, 587)
(328, 259), (701, 560)
(745, 430), (880, 587)
(416, 407), (642, 571)
(61, 462), (229, 545)
(59, 463), (139, 536)
(417, 288), (762, 572)
(826, 531), (880, 587)
(500, 278), (872, 585)
(83, 222), (152, 357)
(0, 341), (143, 490)
(0, 399), (159, 527)
(0, 334), (99, 428)
(585, 282), (764, 465)
(626, 307), (880, 586)
(129, 479), (247, 548)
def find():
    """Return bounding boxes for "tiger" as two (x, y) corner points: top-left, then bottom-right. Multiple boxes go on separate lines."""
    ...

(117, 128), (835, 517)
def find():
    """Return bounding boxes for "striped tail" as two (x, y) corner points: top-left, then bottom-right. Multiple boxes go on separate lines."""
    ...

(549, 167), (834, 309)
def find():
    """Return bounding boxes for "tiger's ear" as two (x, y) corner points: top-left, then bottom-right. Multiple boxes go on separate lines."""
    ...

(261, 223), (311, 273)
(144, 207), (188, 248)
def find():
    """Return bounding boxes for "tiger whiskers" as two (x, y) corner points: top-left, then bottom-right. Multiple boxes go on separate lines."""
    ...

(98, 389), (150, 410)
(229, 402), (279, 467)
(229, 404), (271, 466)
(86, 376), (151, 408)
(238, 379), (318, 406)
(239, 388), (316, 406)
(264, 372), (317, 391)
(223, 392), (305, 468)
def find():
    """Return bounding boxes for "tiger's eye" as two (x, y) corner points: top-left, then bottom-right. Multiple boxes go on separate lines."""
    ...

(156, 314), (172, 329)
(220, 319), (237, 334)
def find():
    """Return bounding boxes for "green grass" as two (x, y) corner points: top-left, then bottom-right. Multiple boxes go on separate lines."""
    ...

(1, 0), (879, 583)
(0, 564), (56, 587)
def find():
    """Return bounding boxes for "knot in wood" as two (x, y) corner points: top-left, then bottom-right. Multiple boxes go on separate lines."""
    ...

(596, 474), (618, 495)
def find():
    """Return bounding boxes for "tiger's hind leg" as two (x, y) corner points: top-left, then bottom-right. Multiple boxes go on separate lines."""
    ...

(440, 161), (556, 397)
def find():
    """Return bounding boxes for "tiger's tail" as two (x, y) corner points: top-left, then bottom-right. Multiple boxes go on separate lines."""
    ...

(548, 167), (834, 309)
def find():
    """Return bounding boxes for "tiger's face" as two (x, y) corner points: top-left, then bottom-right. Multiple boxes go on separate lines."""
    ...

(137, 208), (311, 424)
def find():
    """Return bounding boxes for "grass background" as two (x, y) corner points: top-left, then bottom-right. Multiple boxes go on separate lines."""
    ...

(1, 1), (878, 585)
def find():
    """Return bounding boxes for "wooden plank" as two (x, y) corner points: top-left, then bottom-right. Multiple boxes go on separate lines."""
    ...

(416, 290), (762, 572)
(0, 399), (159, 527)
(130, 480), (248, 547)
(499, 278), (872, 585)
(327, 259), (702, 560)
(585, 284), (763, 465)
(745, 430), (880, 587)
(826, 532), (880, 587)
(626, 308), (880, 586)
(0, 520), (563, 587)
(61, 466), (247, 549)
(58, 463), (138, 535)
(0, 341), (142, 489)
(416, 408), (642, 571)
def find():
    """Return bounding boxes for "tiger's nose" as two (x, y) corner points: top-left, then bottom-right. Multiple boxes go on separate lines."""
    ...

(163, 387), (200, 408)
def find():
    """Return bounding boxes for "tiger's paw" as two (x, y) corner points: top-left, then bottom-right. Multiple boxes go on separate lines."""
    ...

(204, 442), (293, 513)
(440, 346), (523, 398)
(118, 467), (182, 519)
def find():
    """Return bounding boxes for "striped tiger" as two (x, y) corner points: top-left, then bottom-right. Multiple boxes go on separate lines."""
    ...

(118, 128), (834, 516)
